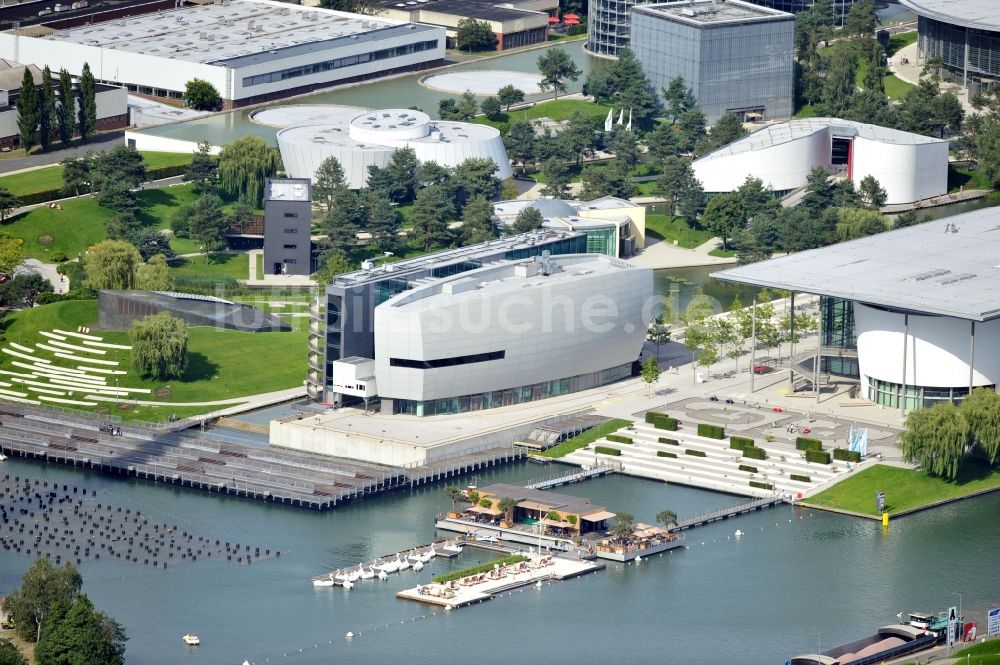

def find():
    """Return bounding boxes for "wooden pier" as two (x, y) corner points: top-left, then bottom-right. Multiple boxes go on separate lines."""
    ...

(524, 463), (616, 490)
(667, 495), (786, 533)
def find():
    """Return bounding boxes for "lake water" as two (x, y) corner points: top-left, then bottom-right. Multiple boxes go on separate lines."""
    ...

(3, 456), (999, 665)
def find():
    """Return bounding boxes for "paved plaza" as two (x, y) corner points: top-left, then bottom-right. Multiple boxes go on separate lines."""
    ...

(420, 70), (544, 95)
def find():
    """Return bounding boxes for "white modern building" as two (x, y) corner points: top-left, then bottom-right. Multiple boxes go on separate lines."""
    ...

(373, 253), (652, 416)
(0, 0), (445, 108)
(692, 118), (949, 205)
(713, 207), (1000, 410)
(278, 108), (512, 188)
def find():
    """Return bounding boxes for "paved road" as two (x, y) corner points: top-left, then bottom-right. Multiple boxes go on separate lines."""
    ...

(0, 132), (125, 174)
(22, 258), (69, 294)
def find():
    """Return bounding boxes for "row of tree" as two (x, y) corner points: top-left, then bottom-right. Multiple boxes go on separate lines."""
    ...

(16, 63), (97, 153)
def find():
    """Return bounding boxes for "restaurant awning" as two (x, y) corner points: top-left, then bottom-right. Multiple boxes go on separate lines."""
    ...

(540, 518), (568, 527)
(519, 500), (560, 512)
(563, 12), (579, 18)
(548, 16), (559, 22)
(581, 510), (616, 522)
(563, 17), (580, 24)
(468, 505), (502, 516)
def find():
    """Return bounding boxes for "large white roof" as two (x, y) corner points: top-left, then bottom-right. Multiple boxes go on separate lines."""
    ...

(712, 207), (1000, 322)
(695, 117), (945, 163)
(900, 0), (1000, 31)
(277, 109), (501, 150)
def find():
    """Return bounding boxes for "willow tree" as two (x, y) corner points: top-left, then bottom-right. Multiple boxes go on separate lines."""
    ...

(82, 240), (142, 290)
(899, 403), (969, 481)
(129, 312), (188, 380)
(217, 136), (281, 207)
(962, 388), (1000, 465)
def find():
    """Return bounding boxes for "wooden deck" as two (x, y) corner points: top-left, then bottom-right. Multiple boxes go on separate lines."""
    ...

(667, 495), (786, 532)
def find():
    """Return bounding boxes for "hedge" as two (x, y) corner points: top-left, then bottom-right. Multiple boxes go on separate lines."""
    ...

(656, 450), (677, 458)
(741, 446), (767, 461)
(657, 437), (679, 446)
(795, 437), (823, 452)
(685, 449), (706, 457)
(606, 434), (633, 444)
(595, 446), (621, 456)
(730, 436), (754, 451)
(644, 411), (668, 424)
(697, 423), (725, 440)
(432, 554), (528, 583)
(749, 481), (773, 491)
(833, 448), (861, 462)
(738, 464), (758, 473)
(653, 415), (679, 431)
(790, 474), (811, 482)
(805, 449), (831, 464)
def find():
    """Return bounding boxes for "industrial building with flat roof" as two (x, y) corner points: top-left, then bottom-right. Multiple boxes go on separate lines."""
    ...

(900, 0), (1000, 92)
(692, 117), (949, 205)
(713, 207), (1000, 411)
(0, 0), (446, 107)
(630, 0), (794, 123)
(378, 0), (556, 50)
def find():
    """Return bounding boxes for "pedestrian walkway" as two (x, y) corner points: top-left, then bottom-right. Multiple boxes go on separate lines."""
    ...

(628, 236), (737, 270)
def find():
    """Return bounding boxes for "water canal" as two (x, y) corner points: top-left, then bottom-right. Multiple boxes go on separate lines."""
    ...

(2, 456), (999, 665)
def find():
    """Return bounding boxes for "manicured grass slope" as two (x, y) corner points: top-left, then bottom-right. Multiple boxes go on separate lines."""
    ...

(0, 300), (306, 420)
(169, 253), (249, 280)
(472, 98), (612, 129)
(540, 418), (632, 458)
(0, 151), (193, 198)
(644, 214), (711, 249)
(807, 462), (1000, 516)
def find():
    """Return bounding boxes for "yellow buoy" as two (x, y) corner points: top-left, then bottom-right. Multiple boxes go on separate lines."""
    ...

(882, 512), (889, 527)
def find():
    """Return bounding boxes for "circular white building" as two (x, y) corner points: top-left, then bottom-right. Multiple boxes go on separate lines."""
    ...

(277, 108), (512, 189)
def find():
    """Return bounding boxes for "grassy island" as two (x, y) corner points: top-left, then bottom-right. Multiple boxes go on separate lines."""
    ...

(432, 555), (528, 584)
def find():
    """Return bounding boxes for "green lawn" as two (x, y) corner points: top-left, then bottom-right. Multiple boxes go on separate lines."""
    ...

(644, 214), (711, 249)
(0, 300), (306, 422)
(807, 462), (1000, 517)
(0, 151), (193, 198)
(887, 31), (917, 58)
(708, 247), (736, 258)
(169, 253), (249, 280)
(948, 163), (993, 192)
(473, 98), (612, 129)
(856, 57), (916, 100)
(539, 418), (632, 458)
(794, 105), (817, 119)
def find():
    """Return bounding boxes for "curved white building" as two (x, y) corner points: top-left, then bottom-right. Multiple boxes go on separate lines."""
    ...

(374, 253), (652, 416)
(692, 117), (949, 205)
(713, 206), (1000, 410)
(277, 108), (512, 188)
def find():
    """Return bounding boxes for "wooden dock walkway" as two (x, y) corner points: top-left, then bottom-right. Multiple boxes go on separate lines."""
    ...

(667, 495), (786, 533)
(525, 463), (616, 490)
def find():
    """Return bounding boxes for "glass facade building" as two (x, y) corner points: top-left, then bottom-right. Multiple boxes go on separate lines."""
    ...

(820, 296), (859, 378)
(917, 15), (1000, 88)
(867, 377), (995, 410)
(630, 1), (794, 123)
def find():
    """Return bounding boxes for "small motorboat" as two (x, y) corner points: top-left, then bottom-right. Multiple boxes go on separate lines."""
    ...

(183, 634), (200, 646)
(312, 575), (335, 587)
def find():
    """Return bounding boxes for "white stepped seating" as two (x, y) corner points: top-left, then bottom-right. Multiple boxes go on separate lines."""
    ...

(39, 396), (98, 406)
(47, 339), (107, 355)
(76, 366), (128, 375)
(54, 352), (119, 366)
(39, 331), (67, 341)
(2, 348), (51, 363)
(8, 343), (34, 353)
(54, 329), (102, 341)
(82, 340), (132, 350)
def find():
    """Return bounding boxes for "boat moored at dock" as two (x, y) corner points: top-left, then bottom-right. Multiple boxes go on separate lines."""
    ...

(787, 624), (937, 665)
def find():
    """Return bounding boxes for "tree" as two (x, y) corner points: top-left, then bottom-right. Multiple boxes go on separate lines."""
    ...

(646, 122), (681, 161)
(323, 188), (366, 255)
(647, 316), (671, 359)
(460, 196), (497, 245)
(456, 90), (478, 121)
(312, 155), (347, 212)
(609, 512), (635, 543)
(452, 157), (501, 204)
(676, 108), (707, 153)
(224, 198), (255, 235)
(862, 43), (887, 96)
(654, 156), (702, 217)
(60, 157), (90, 197)
(735, 175), (779, 222)
(540, 157), (571, 198)
(0, 273), (53, 308)
(843, 0), (877, 36)
(103, 210), (141, 242)
(974, 115), (1000, 188)
(662, 76), (696, 124)
(857, 174), (887, 209)
(0, 187), (20, 223)
(39, 66), (56, 151)
(834, 207), (887, 241)
(130, 229), (174, 262)
(3, 558), (81, 642)
(34, 593), (126, 665)
(481, 96), (502, 121)
(537, 49), (581, 100)
(16, 67), (39, 153)
(900, 403), (969, 481)
(799, 166), (834, 216)
(184, 141), (217, 193)
(681, 291), (718, 383)
(892, 210), (931, 230)
(130, 312), (188, 380)
(438, 98), (460, 120)
(497, 84), (524, 111)
(135, 254), (174, 291)
(96, 180), (138, 215)
(410, 185), (455, 250)
(963, 388), (1000, 465)
(386, 147), (419, 203)
(584, 49), (658, 127)
(579, 165), (631, 199)
(496, 497), (517, 524)
(819, 45), (858, 118)
(91, 145), (147, 192)
(184, 193), (226, 251)
(313, 250), (353, 286)
(217, 136), (281, 206)
(57, 69), (75, 148)
(709, 315), (743, 371)
(183, 78), (221, 111)
(367, 196), (401, 253)
(0, 233), (24, 280)
(655, 509), (677, 528)
(456, 18), (497, 52)
(608, 128), (639, 175)
(558, 111), (597, 165)
(82, 240), (142, 290)
(0, 639), (27, 665)
(510, 206), (543, 234)
(700, 192), (744, 251)
(77, 63), (97, 143)
(442, 485), (464, 513)
(640, 356), (660, 396)
(318, 0), (380, 12)
(504, 120), (536, 174)
(697, 113), (748, 155)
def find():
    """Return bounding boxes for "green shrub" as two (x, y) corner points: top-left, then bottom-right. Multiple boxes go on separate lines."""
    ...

(653, 415), (678, 430)
(595, 446), (621, 457)
(741, 446), (767, 460)
(805, 449), (831, 464)
(657, 437), (679, 445)
(685, 449), (706, 457)
(749, 481), (773, 490)
(49, 251), (69, 263)
(606, 434), (633, 444)
(566, 23), (586, 35)
(697, 423), (725, 439)
(833, 448), (861, 462)
(790, 474), (811, 482)
(656, 451), (677, 458)
(738, 464), (758, 473)
(730, 436), (754, 451)
(645, 410), (667, 423)
(795, 437), (823, 451)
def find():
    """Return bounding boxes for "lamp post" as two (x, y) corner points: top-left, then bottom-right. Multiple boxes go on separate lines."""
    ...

(952, 592), (963, 646)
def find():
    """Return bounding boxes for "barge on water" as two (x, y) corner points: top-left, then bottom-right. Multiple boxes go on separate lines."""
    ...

(788, 624), (937, 665)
